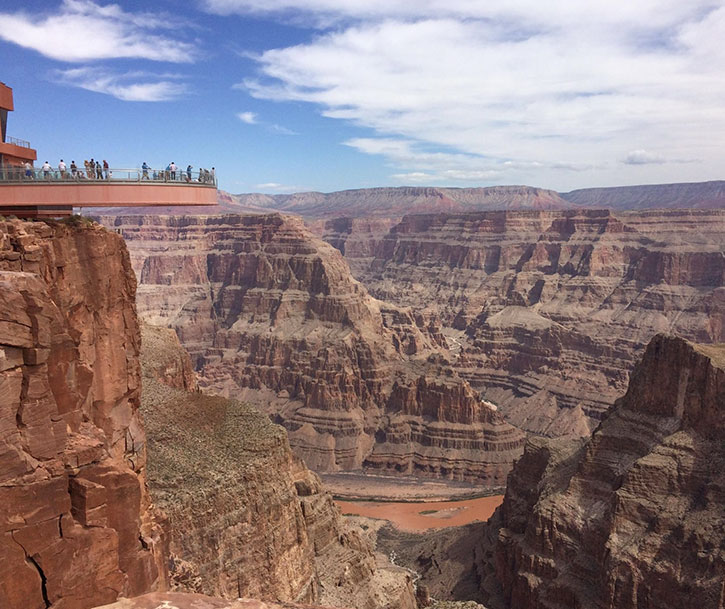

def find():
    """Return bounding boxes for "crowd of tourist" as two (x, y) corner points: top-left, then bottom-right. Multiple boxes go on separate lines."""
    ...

(4, 160), (216, 184)
(140, 162), (216, 184)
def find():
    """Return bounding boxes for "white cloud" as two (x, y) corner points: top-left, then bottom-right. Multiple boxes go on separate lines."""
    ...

(56, 67), (188, 101)
(203, 0), (719, 30)
(0, 0), (197, 62)
(623, 149), (666, 165)
(232, 1), (725, 188)
(237, 111), (258, 124)
(269, 123), (298, 135)
(236, 111), (297, 134)
(390, 172), (438, 183)
(255, 182), (304, 192)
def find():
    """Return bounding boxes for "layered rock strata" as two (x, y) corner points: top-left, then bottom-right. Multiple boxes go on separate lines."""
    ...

(0, 218), (165, 609)
(103, 214), (525, 484)
(93, 592), (348, 609)
(140, 323), (416, 609)
(223, 185), (571, 219)
(89, 180), (725, 220)
(561, 179), (725, 209)
(481, 335), (725, 609)
(325, 209), (725, 435)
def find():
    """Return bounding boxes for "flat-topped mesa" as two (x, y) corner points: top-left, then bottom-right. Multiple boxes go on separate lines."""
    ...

(560, 179), (725, 209)
(221, 185), (572, 220)
(0, 218), (165, 609)
(140, 323), (416, 609)
(482, 334), (725, 609)
(327, 208), (725, 436)
(105, 213), (526, 484)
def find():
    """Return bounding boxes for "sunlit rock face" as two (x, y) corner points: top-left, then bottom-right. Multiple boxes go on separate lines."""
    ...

(0, 219), (166, 609)
(139, 323), (417, 609)
(92, 591), (349, 609)
(324, 209), (725, 437)
(478, 335), (725, 609)
(104, 213), (525, 485)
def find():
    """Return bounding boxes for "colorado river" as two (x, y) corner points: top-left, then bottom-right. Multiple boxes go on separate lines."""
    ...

(336, 495), (504, 532)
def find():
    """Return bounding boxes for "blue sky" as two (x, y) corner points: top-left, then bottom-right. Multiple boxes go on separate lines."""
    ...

(1, 0), (724, 194)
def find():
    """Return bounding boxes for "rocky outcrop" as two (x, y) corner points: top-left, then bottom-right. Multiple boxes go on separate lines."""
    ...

(140, 323), (416, 609)
(481, 335), (725, 609)
(0, 218), (165, 609)
(328, 209), (725, 436)
(102, 214), (525, 485)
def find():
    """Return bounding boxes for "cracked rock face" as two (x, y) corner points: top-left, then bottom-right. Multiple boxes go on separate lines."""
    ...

(103, 214), (525, 485)
(480, 334), (725, 609)
(0, 219), (165, 609)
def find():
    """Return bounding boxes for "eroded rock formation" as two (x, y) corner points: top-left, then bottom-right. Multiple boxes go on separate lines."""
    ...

(102, 214), (525, 484)
(0, 218), (165, 609)
(480, 335), (725, 609)
(325, 209), (725, 436)
(93, 592), (349, 609)
(140, 323), (416, 609)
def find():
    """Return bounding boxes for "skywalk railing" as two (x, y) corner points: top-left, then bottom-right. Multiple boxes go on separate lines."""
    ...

(5, 136), (32, 148)
(0, 166), (217, 186)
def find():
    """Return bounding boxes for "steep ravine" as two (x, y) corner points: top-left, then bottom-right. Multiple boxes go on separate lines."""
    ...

(103, 213), (525, 485)
(324, 209), (725, 437)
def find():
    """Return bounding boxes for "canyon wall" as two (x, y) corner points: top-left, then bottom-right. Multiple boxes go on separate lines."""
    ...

(480, 334), (725, 609)
(225, 186), (570, 218)
(140, 323), (416, 609)
(103, 214), (525, 485)
(324, 209), (725, 436)
(561, 179), (725, 209)
(0, 218), (165, 609)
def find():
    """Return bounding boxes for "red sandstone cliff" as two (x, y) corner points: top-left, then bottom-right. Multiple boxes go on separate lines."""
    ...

(0, 218), (165, 609)
(102, 214), (525, 485)
(140, 323), (416, 609)
(479, 334), (725, 609)
(325, 209), (725, 436)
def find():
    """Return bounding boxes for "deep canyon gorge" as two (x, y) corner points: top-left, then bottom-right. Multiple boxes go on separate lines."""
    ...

(2, 180), (723, 609)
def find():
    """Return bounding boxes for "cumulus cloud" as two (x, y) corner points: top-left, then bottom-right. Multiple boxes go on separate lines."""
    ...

(237, 111), (258, 124)
(232, 1), (725, 186)
(0, 0), (197, 62)
(56, 67), (188, 101)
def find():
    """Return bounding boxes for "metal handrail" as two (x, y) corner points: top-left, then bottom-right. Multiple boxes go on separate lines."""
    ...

(5, 136), (31, 148)
(0, 166), (217, 186)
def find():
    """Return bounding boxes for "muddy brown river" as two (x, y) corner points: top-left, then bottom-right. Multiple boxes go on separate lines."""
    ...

(336, 495), (504, 532)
